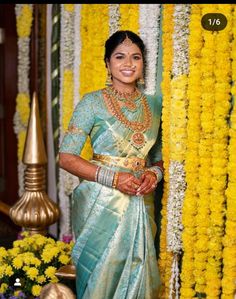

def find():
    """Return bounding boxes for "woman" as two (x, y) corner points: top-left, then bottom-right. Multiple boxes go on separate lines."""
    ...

(59, 30), (162, 299)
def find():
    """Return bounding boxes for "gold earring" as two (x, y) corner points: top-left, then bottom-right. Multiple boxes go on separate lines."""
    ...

(137, 77), (145, 87)
(105, 72), (112, 87)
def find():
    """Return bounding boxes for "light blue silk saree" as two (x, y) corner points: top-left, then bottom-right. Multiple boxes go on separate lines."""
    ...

(59, 89), (162, 299)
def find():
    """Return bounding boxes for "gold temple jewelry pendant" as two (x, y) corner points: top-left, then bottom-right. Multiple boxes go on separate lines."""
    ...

(131, 132), (146, 148)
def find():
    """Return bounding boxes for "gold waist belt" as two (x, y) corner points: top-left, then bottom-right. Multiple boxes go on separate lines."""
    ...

(93, 154), (146, 172)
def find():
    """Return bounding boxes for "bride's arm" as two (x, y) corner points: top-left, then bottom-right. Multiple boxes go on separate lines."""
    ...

(59, 152), (98, 182)
(59, 152), (141, 195)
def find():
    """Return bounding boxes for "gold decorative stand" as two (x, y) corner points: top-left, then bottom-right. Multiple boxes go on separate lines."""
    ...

(55, 264), (76, 280)
(9, 92), (60, 235)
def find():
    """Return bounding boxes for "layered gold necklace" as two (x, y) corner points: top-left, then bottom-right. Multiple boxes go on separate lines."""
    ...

(103, 86), (152, 149)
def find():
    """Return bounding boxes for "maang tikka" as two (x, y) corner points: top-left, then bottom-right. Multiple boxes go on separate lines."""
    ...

(122, 35), (133, 47)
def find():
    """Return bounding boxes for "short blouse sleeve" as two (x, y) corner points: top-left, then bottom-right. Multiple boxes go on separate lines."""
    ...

(59, 94), (95, 156)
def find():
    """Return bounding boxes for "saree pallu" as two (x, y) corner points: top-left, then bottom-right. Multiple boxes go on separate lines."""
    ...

(71, 159), (161, 299)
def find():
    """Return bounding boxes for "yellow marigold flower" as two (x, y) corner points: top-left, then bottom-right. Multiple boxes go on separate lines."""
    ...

(31, 284), (42, 297)
(13, 239), (22, 248)
(0, 247), (7, 258)
(41, 247), (57, 263)
(45, 266), (57, 279)
(5, 265), (14, 276)
(18, 130), (26, 161)
(24, 252), (36, 265)
(23, 265), (29, 271)
(56, 240), (67, 249)
(26, 267), (39, 280)
(34, 235), (48, 247)
(0, 283), (8, 293)
(16, 5), (33, 38)
(50, 276), (59, 283)
(59, 254), (70, 265)
(0, 266), (6, 278)
(180, 287), (195, 297)
(64, 4), (74, 12)
(13, 256), (23, 269)
(37, 275), (46, 284)
(32, 257), (41, 267)
(16, 93), (30, 126)
(8, 247), (20, 257)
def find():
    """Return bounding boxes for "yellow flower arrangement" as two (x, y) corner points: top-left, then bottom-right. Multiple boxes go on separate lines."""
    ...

(205, 4), (232, 298)
(62, 70), (74, 133)
(180, 4), (202, 298)
(80, 4), (109, 161)
(64, 4), (74, 12)
(0, 232), (74, 298)
(16, 4), (33, 38)
(193, 4), (216, 295)
(222, 4), (236, 299)
(119, 4), (139, 34)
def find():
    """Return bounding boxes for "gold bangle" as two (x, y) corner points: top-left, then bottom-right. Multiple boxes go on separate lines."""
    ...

(112, 172), (119, 189)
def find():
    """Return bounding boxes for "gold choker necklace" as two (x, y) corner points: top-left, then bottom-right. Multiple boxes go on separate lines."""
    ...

(108, 86), (141, 111)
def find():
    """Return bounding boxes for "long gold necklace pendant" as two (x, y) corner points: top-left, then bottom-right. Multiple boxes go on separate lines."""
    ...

(131, 132), (146, 148)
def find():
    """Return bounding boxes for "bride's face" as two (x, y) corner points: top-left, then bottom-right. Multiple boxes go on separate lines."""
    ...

(106, 42), (143, 90)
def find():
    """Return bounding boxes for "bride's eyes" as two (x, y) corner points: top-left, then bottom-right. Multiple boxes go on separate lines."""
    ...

(115, 55), (124, 60)
(113, 55), (142, 60)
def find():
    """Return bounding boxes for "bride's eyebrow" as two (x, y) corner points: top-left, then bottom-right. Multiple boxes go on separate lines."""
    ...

(113, 52), (141, 56)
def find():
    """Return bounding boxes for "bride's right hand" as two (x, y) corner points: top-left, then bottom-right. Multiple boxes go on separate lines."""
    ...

(115, 172), (141, 195)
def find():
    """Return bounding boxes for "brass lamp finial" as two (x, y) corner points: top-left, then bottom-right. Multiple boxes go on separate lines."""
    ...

(10, 92), (60, 235)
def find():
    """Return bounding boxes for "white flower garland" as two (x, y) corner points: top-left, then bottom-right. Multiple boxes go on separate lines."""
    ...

(167, 4), (190, 298)
(167, 3), (190, 253)
(139, 4), (161, 95)
(167, 161), (186, 253)
(109, 4), (120, 36)
(172, 5), (190, 77)
(59, 4), (77, 240)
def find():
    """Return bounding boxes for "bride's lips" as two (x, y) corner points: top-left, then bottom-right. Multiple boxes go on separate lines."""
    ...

(120, 69), (135, 76)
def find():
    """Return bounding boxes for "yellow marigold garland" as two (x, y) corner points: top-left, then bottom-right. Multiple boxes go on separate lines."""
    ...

(62, 69), (74, 132)
(80, 4), (109, 160)
(158, 4), (174, 298)
(16, 92), (30, 126)
(205, 5), (232, 298)
(16, 4), (33, 38)
(180, 5), (202, 298)
(194, 4), (216, 295)
(222, 4), (236, 299)
(64, 4), (74, 12)
(119, 4), (139, 34)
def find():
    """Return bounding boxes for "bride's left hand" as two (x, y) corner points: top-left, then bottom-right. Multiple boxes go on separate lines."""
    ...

(136, 171), (157, 196)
